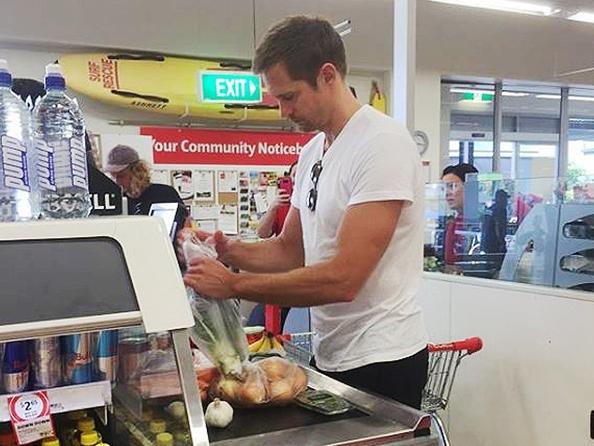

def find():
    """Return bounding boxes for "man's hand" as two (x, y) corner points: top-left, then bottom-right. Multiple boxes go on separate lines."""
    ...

(273, 191), (291, 207)
(183, 258), (235, 299)
(176, 228), (234, 263)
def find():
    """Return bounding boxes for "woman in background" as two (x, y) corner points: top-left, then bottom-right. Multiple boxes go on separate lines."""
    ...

(256, 161), (297, 238)
(441, 163), (478, 271)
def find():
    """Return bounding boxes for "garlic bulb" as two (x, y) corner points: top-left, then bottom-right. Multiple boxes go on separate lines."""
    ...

(204, 398), (233, 428)
(166, 401), (186, 419)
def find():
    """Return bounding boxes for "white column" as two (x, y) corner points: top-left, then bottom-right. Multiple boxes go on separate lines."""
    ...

(392, 0), (416, 132)
(557, 86), (569, 180)
(492, 81), (503, 172)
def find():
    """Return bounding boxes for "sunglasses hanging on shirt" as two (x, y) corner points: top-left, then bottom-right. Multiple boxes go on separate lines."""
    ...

(307, 159), (323, 211)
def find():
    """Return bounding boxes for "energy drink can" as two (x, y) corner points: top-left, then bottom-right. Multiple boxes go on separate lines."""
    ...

(31, 337), (61, 389)
(63, 334), (92, 385)
(94, 330), (118, 385)
(2, 341), (29, 393)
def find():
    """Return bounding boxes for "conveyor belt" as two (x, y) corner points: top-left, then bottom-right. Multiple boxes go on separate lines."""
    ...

(208, 402), (367, 442)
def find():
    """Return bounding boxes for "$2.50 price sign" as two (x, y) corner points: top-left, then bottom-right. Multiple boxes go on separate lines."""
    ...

(8, 391), (55, 444)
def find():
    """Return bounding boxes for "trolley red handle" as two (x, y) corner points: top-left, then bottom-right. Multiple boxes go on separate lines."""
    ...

(427, 337), (483, 355)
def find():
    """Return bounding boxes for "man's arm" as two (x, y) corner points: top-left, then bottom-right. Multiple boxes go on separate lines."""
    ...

(184, 200), (403, 306)
(223, 205), (305, 273)
(255, 206), (277, 239)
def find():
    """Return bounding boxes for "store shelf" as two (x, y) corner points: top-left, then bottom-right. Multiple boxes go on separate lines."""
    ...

(113, 408), (154, 446)
(114, 371), (185, 420)
(0, 381), (112, 422)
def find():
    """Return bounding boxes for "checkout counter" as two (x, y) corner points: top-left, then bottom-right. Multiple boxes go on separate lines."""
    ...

(0, 217), (437, 446)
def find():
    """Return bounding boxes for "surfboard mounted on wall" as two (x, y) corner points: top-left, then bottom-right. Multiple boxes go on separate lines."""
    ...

(369, 80), (387, 114)
(58, 53), (283, 122)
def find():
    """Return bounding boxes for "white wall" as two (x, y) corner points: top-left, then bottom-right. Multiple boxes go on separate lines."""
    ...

(417, 1), (594, 86)
(413, 1), (594, 183)
(419, 273), (594, 446)
(415, 70), (441, 181)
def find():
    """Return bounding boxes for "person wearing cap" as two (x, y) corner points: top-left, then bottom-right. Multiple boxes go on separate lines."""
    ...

(104, 144), (185, 215)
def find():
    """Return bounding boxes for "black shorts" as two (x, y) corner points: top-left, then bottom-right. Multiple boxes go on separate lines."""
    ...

(310, 347), (429, 409)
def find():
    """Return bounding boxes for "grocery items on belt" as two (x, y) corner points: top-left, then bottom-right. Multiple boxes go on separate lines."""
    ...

(181, 232), (308, 408)
(204, 398), (233, 428)
(247, 331), (285, 355)
(211, 357), (308, 407)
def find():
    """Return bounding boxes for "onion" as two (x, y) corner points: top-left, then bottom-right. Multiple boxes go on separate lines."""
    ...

(291, 367), (308, 394)
(268, 378), (295, 403)
(258, 357), (292, 382)
(239, 378), (268, 404)
(215, 376), (242, 400)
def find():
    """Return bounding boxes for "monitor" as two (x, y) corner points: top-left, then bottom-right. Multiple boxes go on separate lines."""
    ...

(148, 202), (187, 240)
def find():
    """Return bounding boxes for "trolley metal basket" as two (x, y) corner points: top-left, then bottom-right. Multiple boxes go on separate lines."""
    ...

(285, 333), (483, 446)
(422, 337), (483, 446)
(284, 332), (314, 364)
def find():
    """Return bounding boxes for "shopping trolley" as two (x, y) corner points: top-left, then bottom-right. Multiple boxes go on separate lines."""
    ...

(285, 333), (483, 446)
(422, 337), (483, 446)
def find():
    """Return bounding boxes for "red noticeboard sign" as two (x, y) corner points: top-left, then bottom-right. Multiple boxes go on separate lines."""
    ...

(141, 127), (316, 166)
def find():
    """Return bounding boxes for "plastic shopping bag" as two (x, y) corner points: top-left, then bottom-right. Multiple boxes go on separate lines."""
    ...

(182, 233), (249, 378)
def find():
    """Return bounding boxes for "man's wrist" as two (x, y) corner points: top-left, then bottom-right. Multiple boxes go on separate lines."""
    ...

(220, 238), (241, 265)
(229, 271), (243, 296)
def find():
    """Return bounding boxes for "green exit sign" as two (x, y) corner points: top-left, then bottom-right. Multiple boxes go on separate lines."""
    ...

(199, 71), (262, 104)
(462, 92), (494, 102)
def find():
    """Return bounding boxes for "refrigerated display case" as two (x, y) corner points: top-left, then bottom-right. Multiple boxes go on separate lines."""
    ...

(0, 216), (436, 445)
(0, 216), (207, 445)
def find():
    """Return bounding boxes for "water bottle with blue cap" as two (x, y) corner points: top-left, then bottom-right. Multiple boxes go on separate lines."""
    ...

(0, 59), (37, 221)
(33, 63), (91, 218)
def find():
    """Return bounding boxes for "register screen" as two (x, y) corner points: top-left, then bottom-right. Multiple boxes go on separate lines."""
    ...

(0, 237), (139, 325)
(149, 203), (179, 240)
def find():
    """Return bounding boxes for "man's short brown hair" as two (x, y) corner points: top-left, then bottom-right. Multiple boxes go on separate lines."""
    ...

(253, 16), (347, 88)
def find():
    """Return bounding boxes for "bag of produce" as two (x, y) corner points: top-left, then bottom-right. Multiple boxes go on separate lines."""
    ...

(182, 233), (249, 378)
(210, 356), (308, 407)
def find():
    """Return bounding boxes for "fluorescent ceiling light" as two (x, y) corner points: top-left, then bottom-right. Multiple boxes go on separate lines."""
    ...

(536, 94), (594, 101)
(568, 11), (594, 23)
(429, 0), (554, 16)
(570, 96), (594, 102)
(333, 19), (352, 37)
(450, 88), (493, 94)
(502, 91), (530, 97)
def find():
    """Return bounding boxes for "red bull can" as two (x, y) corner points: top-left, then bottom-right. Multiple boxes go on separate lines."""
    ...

(63, 334), (92, 385)
(31, 337), (61, 389)
(94, 330), (118, 385)
(2, 341), (29, 393)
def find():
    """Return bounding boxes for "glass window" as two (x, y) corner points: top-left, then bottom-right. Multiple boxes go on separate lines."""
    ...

(568, 88), (594, 180)
(501, 84), (561, 181)
(441, 82), (494, 175)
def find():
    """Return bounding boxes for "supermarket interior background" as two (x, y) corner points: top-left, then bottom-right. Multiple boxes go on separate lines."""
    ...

(0, 1), (593, 445)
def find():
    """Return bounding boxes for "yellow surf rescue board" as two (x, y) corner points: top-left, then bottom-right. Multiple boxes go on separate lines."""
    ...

(58, 53), (282, 121)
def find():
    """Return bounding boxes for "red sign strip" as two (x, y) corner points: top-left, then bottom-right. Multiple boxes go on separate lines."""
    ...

(141, 127), (315, 166)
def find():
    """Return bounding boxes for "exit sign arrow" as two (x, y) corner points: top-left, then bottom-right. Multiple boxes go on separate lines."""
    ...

(199, 71), (262, 104)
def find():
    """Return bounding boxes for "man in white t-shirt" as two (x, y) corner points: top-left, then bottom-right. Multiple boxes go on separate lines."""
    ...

(183, 16), (428, 409)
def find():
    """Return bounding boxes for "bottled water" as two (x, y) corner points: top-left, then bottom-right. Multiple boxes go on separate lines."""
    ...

(0, 59), (37, 221)
(33, 64), (91, 219)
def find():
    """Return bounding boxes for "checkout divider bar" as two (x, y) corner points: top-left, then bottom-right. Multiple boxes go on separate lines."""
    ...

(172, 328), (210, 446)
(0, 311), (143, 343)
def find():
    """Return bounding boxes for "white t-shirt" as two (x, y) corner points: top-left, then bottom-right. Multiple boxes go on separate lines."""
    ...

(292, 105), (428, 372)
